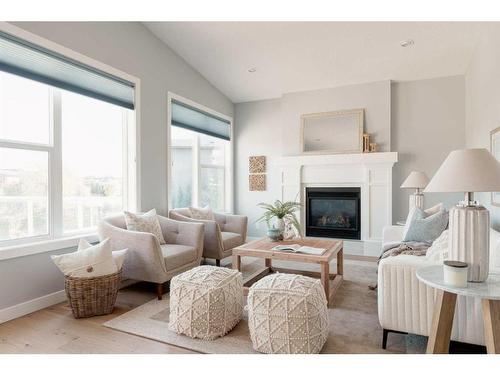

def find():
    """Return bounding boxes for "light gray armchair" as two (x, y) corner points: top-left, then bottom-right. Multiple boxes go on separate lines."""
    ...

(98, 213), (204, 300)
(168, 208), (248, 266)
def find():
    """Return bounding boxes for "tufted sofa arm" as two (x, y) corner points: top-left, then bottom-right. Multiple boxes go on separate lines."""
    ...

(157, 215), (204, 260)
(98, 218), (167, 284)
(382, 225), (405, 244)
(214, 212), (248, 242)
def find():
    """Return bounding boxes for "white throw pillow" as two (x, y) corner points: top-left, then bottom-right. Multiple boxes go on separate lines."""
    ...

(189, 206), (215, 220)
(78, 239), (128, 270)
(112, 249), (128, 270)
(426, 229), (449, 262)
(425, 203), (444, 216)
(51, 238), (118, 277)
(124, 209), (166, 244)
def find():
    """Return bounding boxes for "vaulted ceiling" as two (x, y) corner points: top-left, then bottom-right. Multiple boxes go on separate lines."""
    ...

(145, 22), (486, 103)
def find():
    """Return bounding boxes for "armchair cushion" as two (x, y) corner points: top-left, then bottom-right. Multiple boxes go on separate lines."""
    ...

(221, 231), (244, 251)
(161, 244), (198, 271)
(124, 209), (166, 245)
(189, 206), (214, 220)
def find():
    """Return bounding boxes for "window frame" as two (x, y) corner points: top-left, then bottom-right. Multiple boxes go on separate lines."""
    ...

(0, 22), (141, 259)
(167, 92), (233, 213)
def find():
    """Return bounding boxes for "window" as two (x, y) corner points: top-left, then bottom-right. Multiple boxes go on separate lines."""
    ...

(169, 98), (232, 213)
(0, 71), (135, 245)
(61, 91), (127, 233)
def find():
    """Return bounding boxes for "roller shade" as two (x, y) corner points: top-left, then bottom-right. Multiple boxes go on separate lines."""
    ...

(0, 31), (135, 110)
(171, 99), (231, 141)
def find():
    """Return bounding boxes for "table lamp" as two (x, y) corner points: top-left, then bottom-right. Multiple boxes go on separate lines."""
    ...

(425, 148), (500, 282)
(401, 171), (430, 211)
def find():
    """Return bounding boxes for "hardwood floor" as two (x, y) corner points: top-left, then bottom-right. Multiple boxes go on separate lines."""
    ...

(0, 282), (195, 354)
(0, 254), (377, 354)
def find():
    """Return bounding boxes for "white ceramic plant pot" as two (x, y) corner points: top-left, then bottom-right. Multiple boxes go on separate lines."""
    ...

(276, 218), (285, 233)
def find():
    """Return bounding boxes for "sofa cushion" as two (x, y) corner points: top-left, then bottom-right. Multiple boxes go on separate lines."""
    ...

(403, 207), (449, 244)
(161, 244), (197, 271)
(402, 203), (444, 239)
(221, 231), (243, 250)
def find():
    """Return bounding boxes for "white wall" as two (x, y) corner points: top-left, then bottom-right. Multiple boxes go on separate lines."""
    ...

(465, 25), (500, 229)
(391, 76), (465, 222)
(235, 81), (391, 237)
(0, 22), (234, 312)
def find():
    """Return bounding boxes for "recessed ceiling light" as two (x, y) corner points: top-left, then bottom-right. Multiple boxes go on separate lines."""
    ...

(400, 39), (414, 47)
(247, 67), (257, 73)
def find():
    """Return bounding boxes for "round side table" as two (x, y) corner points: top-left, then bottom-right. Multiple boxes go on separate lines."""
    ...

(416, 265), (500, 354)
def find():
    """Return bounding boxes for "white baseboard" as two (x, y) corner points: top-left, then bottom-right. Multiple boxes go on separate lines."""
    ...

(0, 290), (66, 324)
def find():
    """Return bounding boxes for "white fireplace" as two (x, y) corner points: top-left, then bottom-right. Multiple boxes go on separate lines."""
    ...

(277, 152), (398, 256)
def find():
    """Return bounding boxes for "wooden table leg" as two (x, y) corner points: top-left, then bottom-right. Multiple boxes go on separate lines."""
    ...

(482, 299), (500, 354)
(265, 258), (272, 269)
(337, 248), (343, 276)
(426, 290), (457, 354)
(232, 254), (241, 271)
(321, 262), (330, 304)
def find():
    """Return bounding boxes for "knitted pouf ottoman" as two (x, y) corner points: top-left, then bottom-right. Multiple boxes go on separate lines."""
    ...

(247, 273), (329, 354)
(169, 265), (243, 340)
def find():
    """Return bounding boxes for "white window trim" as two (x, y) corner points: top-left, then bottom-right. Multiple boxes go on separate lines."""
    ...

(167, 92), (234, 213)
(0, 22), (141, 260)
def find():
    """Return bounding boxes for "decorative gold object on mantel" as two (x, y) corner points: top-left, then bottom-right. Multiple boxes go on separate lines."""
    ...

(362, 133), (378, 153)
(363, 133), (371, 153)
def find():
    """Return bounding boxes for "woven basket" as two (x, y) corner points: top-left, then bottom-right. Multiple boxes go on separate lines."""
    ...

(65, 271), (121, 318)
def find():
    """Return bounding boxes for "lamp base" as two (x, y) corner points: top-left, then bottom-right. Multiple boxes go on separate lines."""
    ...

(409, 193), (424, 211)
(449, 204), (490, 282)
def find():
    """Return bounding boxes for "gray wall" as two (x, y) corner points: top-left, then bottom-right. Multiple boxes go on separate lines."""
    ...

(280, 81), (391, 155)
(465, 25), (500, 230)
(391, 76), (465, 222)
(235, 81), (392, 237)
(0, 22), (234, 310)
(236, 77), (466, 237)
(235, 99), (283, 237)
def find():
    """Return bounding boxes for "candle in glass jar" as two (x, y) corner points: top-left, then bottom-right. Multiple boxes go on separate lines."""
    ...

(443, 260), (468, 288)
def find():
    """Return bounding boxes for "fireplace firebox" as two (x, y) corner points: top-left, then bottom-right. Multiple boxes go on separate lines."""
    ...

(305, 187), (361, 240)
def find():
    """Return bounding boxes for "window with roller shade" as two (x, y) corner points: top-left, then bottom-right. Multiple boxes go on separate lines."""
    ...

(169, 97), (232, 212)
(0, 31), (137, 246)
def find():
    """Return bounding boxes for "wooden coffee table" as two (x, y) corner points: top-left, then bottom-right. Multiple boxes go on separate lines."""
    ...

(232, 237), (343, 307)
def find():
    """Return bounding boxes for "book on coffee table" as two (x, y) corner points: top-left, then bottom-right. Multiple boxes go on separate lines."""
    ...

(272, 244), (326, 255)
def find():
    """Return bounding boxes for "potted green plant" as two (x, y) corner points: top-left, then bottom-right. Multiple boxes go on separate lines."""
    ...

(257, 200), (302, 240)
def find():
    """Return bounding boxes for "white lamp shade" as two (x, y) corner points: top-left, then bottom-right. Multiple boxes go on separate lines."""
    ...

(424, 148), (500, 193)
(400, 171), (429, 189)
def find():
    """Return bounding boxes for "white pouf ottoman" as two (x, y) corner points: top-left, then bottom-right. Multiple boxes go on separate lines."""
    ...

(247, 273), (329, 354)
(169, 265), (243, 340)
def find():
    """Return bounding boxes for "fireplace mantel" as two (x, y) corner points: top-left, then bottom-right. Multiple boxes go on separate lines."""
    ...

(277, 152), (398, 256)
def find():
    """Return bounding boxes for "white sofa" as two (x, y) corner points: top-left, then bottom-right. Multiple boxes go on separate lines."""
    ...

(378, 225), (500, 348)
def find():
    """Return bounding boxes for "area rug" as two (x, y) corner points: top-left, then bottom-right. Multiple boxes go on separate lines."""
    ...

(103, 258), (411, 354)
